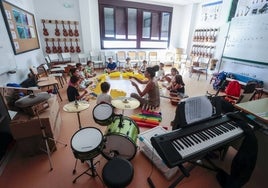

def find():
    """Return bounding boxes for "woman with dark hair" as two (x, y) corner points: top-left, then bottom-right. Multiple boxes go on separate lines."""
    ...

(130, 65), (160, 108)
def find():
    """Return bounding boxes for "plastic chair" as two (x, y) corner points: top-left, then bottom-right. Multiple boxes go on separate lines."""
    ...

(90, 51), (104, 69)
(190, 57), (210, 80)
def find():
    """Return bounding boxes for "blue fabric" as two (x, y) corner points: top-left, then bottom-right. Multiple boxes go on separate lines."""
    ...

(6, 83), (21, 87)
(107, 62), (117, 70)
(227, 73), (263, 87)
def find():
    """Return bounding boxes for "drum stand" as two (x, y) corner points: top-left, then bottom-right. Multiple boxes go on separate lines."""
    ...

(35, 108), (67, 171)
(72, 157), (103, 184)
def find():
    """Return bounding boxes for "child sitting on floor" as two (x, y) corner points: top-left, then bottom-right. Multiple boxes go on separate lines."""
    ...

(96, 81), (112, 104)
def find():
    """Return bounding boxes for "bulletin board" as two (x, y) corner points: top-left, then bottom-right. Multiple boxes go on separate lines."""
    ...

(0, 0), (39, 55)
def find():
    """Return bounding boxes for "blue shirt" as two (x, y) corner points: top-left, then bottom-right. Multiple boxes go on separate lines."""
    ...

(107, 62), (117, 70)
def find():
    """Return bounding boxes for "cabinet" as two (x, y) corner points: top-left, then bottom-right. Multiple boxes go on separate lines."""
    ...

(9, 95), (61, 156)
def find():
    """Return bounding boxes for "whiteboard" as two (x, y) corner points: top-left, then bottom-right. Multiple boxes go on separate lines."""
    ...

(0, 11), (16, 75)
(223, 14), (268, 64)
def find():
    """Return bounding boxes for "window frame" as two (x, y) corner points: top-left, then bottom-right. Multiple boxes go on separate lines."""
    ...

(98, 0), (173, 49)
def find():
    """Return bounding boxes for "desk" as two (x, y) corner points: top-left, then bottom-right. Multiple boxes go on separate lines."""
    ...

(234, 98), (268, 124)
(37, 77), (62, 101)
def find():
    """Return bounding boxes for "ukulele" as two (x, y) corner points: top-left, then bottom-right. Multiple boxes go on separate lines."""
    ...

(62, 21), (68, 37)
(74, 21), (79, 37)
(68, 21), (74, 37)
(42, 19), (49, 36)
(57, 38), (63, 53)
(75, 38), (81, 53)
(69, 38), (75, 53)
(52, 38), (58, 53)
(55, 20), (60, 36)
(45, 38), (51, 54)
(63, 38), (69, 53)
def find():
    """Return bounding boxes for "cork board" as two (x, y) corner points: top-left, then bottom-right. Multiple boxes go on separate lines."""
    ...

(0, 1), (39, 55)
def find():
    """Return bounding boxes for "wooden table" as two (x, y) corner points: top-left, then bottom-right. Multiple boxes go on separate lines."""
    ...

(234, 98), (268, 124)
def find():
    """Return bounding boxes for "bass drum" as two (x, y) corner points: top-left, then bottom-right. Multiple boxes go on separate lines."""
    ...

(102, 116), (139, 161)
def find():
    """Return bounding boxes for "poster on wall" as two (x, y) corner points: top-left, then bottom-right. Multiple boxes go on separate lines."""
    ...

(0, 1), (39, 55)
(201, 1), (223, 23)
(235, 0), (268, 18)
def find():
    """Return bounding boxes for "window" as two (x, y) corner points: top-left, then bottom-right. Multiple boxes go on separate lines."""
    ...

(99, 0), (173, 49)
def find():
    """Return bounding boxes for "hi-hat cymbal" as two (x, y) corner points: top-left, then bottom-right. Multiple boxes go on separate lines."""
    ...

(111, 97), (140, 110)
(63, 100), (90, 113)
(15, 92), (50, 108)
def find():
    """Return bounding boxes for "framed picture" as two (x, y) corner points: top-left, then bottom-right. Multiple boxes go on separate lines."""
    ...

(0, 1), (39, 55)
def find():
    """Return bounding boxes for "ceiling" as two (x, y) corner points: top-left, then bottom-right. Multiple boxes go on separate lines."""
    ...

(126, 0), (211, 6)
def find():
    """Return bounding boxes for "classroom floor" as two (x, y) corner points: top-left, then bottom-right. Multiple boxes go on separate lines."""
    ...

(0, 68), (267, 188)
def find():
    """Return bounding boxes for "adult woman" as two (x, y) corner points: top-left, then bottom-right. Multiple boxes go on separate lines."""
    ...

(130, 65), (160, 108)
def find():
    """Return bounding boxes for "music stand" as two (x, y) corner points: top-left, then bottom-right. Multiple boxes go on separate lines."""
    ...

(15, 93), (67, 171)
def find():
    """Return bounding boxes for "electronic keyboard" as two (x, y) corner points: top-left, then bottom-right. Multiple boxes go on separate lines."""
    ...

(151, 115), (244, 168)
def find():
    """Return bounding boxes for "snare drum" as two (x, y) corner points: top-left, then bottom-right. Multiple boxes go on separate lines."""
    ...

(102, 116), (140, 160)
(93, 103), (114, 126)
(71, 127), (104, 161)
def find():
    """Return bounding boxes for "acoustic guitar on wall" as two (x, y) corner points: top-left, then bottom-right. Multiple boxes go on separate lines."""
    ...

(68, 21), (74, 37)
(52, 38), (57, 53)
(74, 21), (79, 37)
(69, 38), (75, 53)
(42, 19), (49, 36)
(63, 38), (69, 53)
(57, 38), (63, 53)
(75, 38), (81, 53)
(55, 20), (60, 36)
(45, 38), (51, 54)
(62, 21), (68, 37)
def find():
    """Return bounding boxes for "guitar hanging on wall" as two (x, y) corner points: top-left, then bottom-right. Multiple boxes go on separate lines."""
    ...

(42, 19), (49, 36)
(55, 20), (60, 36)
(75, 39), (81, 53)
(70, 38), (75, 53)
(52, 38), (57, 53)
(45, 38), (51, 54)
(57, 38), (63, 53)
(62, 21), (68, 37)
(68, 21), (74, 37)
(74, 21), (79, 37)
(63, 38), (69, 53)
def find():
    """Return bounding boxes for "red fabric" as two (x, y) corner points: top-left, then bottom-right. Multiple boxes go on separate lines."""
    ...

(225, 81), (241, 97)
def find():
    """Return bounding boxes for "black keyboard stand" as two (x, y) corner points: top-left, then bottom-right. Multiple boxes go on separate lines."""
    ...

(168, 154), (221, 188)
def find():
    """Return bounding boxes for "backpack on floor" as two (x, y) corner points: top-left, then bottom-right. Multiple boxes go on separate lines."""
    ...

(225, 81), (241, 97)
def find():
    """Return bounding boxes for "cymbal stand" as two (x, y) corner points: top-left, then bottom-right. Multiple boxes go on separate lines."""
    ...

(34, 108), (67, 171)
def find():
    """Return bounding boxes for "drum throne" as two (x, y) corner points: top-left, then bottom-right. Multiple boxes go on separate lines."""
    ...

(70, 127), (104, 184)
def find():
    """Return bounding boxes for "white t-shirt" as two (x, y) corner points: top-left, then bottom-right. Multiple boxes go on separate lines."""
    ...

(96, 93), (112, 104)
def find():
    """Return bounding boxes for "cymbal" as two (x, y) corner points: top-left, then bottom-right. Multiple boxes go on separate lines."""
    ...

(15, 92), (50, 108)
(111, 97), (140, 110)
(63, 100), (90, 113)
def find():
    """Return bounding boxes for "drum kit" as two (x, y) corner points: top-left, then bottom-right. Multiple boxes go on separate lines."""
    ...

(69, 96), (140, 183)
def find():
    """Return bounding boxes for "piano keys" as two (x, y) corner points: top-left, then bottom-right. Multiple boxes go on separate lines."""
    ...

(151, 114), (244, 168)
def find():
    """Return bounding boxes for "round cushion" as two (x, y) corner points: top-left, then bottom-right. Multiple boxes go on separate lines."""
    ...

(102, 158), (134, 188)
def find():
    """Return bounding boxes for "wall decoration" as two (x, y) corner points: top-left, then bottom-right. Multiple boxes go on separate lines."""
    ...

(201, 0), (223, 23)
(0, 1), (39, 55)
